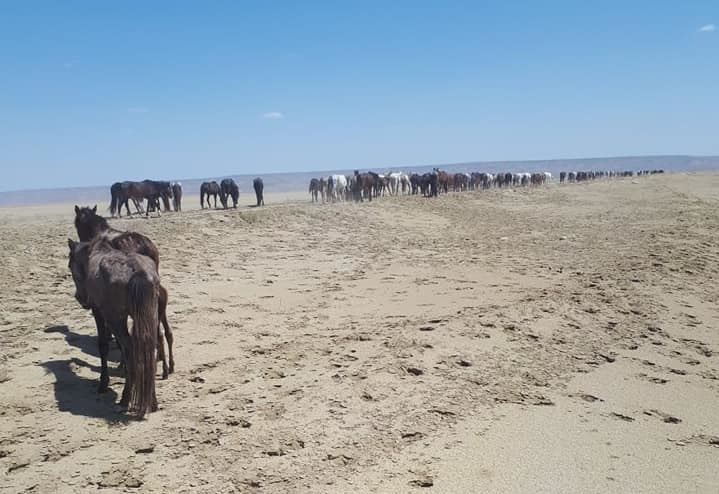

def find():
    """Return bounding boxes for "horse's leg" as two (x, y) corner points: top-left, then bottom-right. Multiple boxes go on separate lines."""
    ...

(92, 308), (111, 393)
(157, 287), (171, 378)
(160, 289), (174, 375)
(108, 318), (132, 408)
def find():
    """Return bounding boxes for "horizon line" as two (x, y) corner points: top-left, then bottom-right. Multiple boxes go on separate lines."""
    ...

(1, 153), (718, 195)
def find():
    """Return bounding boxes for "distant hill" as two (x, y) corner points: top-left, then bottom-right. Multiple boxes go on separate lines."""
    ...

(1, 155), (718, 207)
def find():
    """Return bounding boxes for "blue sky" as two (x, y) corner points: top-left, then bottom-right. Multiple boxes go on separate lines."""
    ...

(0, 1), (717, 191)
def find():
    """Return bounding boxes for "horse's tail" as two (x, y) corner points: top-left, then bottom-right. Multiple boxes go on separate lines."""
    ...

(109, 184), (119, 216)
(127, 272), (159, 418)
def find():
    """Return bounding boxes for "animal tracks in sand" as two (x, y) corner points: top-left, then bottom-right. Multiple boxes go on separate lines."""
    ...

(1, 174), (719, 492)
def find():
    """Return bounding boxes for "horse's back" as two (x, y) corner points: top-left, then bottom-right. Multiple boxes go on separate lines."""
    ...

(100, 230), (160, 269)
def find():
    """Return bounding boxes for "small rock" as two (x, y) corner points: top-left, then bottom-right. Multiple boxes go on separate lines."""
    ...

(406, 367), (424, 376)
(135, 445), (155, 454)
(457, 359), (472, 367)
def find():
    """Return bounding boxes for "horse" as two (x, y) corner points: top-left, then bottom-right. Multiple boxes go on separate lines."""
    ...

(200, 181), (220, 209)
(352, 170), (370, 202)
(319, 177), (328, 203)
(309, 178), (321, 203)
(345, 174), (356, 201)
(253, 177), (265, 206)
(409, 173), (421, 195)
(171, 182), (182, 212)
(453, 173), (470, 192)
(74, 206), (175, 379)
(399, 173), (411, 195)
(219, 178), (239, 209)
(68, 237), (160, 417)
(328, 174), (348, 202)
(109, 180), (172, 218)
(435, 169), (450, 194)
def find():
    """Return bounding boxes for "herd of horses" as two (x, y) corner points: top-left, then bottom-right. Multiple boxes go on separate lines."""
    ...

(308, 167), (665, 203)
(108, 177), (265, 218)
(67, 166), (666, 418)
(200, 177), (265, 209)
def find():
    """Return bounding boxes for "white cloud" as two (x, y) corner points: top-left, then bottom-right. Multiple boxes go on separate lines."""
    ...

(127, 107), (149, 113)
(698, 24), (715, 32)
(262, 111), (285, 120)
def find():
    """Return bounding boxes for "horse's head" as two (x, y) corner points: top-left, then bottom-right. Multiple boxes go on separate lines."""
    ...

(67, 239), (91, 310)
(74, 204), (97, 222)
(74, 205), (102, 241)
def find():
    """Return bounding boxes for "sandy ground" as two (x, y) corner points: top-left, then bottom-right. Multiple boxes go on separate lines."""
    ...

(1, 173), (717, 493)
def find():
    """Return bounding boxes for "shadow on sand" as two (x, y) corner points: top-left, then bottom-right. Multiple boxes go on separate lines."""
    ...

(40, 357), (129, 423)
(44, 324), (121, 362)
(42, 325), (128, 422)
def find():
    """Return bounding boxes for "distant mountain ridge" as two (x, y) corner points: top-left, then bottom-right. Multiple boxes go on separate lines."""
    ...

(1, 155), (718, 207)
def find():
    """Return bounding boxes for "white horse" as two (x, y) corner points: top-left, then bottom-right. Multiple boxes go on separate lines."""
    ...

(329, 174), (348, 202)
(399, 173), (411, 194)
(388, 172), (403, 195)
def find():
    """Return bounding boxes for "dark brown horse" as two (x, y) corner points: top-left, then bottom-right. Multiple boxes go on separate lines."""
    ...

(201, 181), (220, 209)
(68, 237), (159, 417)
(309, 178), (321, 202)
(220, 178), (239, 209)
(74, 206), (175, 379)
(435, 169), (450, 194)
(253, 177), (265, 206)
(354, 171), (377, 202)
(171, 182), (182, 212)
(109, 180), (172, 217)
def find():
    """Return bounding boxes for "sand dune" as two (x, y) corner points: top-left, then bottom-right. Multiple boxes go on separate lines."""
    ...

(1, 173), (717, 493)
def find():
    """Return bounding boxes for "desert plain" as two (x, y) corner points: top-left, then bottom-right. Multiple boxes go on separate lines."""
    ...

(1, 173), (718, 493)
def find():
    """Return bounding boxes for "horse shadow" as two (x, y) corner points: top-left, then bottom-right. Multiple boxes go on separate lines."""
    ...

(40, 357), (128, 423)
(42, 325), (128, 422)
(44, 325), (121, 363)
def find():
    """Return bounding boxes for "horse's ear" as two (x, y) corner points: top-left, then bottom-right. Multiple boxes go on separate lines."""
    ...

(92, 204), (97, 213)
(68, 238), (76, 250)
(74, 205), (80, 215)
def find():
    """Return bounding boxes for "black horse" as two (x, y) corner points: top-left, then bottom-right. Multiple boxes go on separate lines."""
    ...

(200, 181), (220, 209)
(219, 178), (239, 209)
(253, 178), (265, 206)
(109, 180), (172, 217)
(309, 178), (321, 203)
(171, 182), (182, 212)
